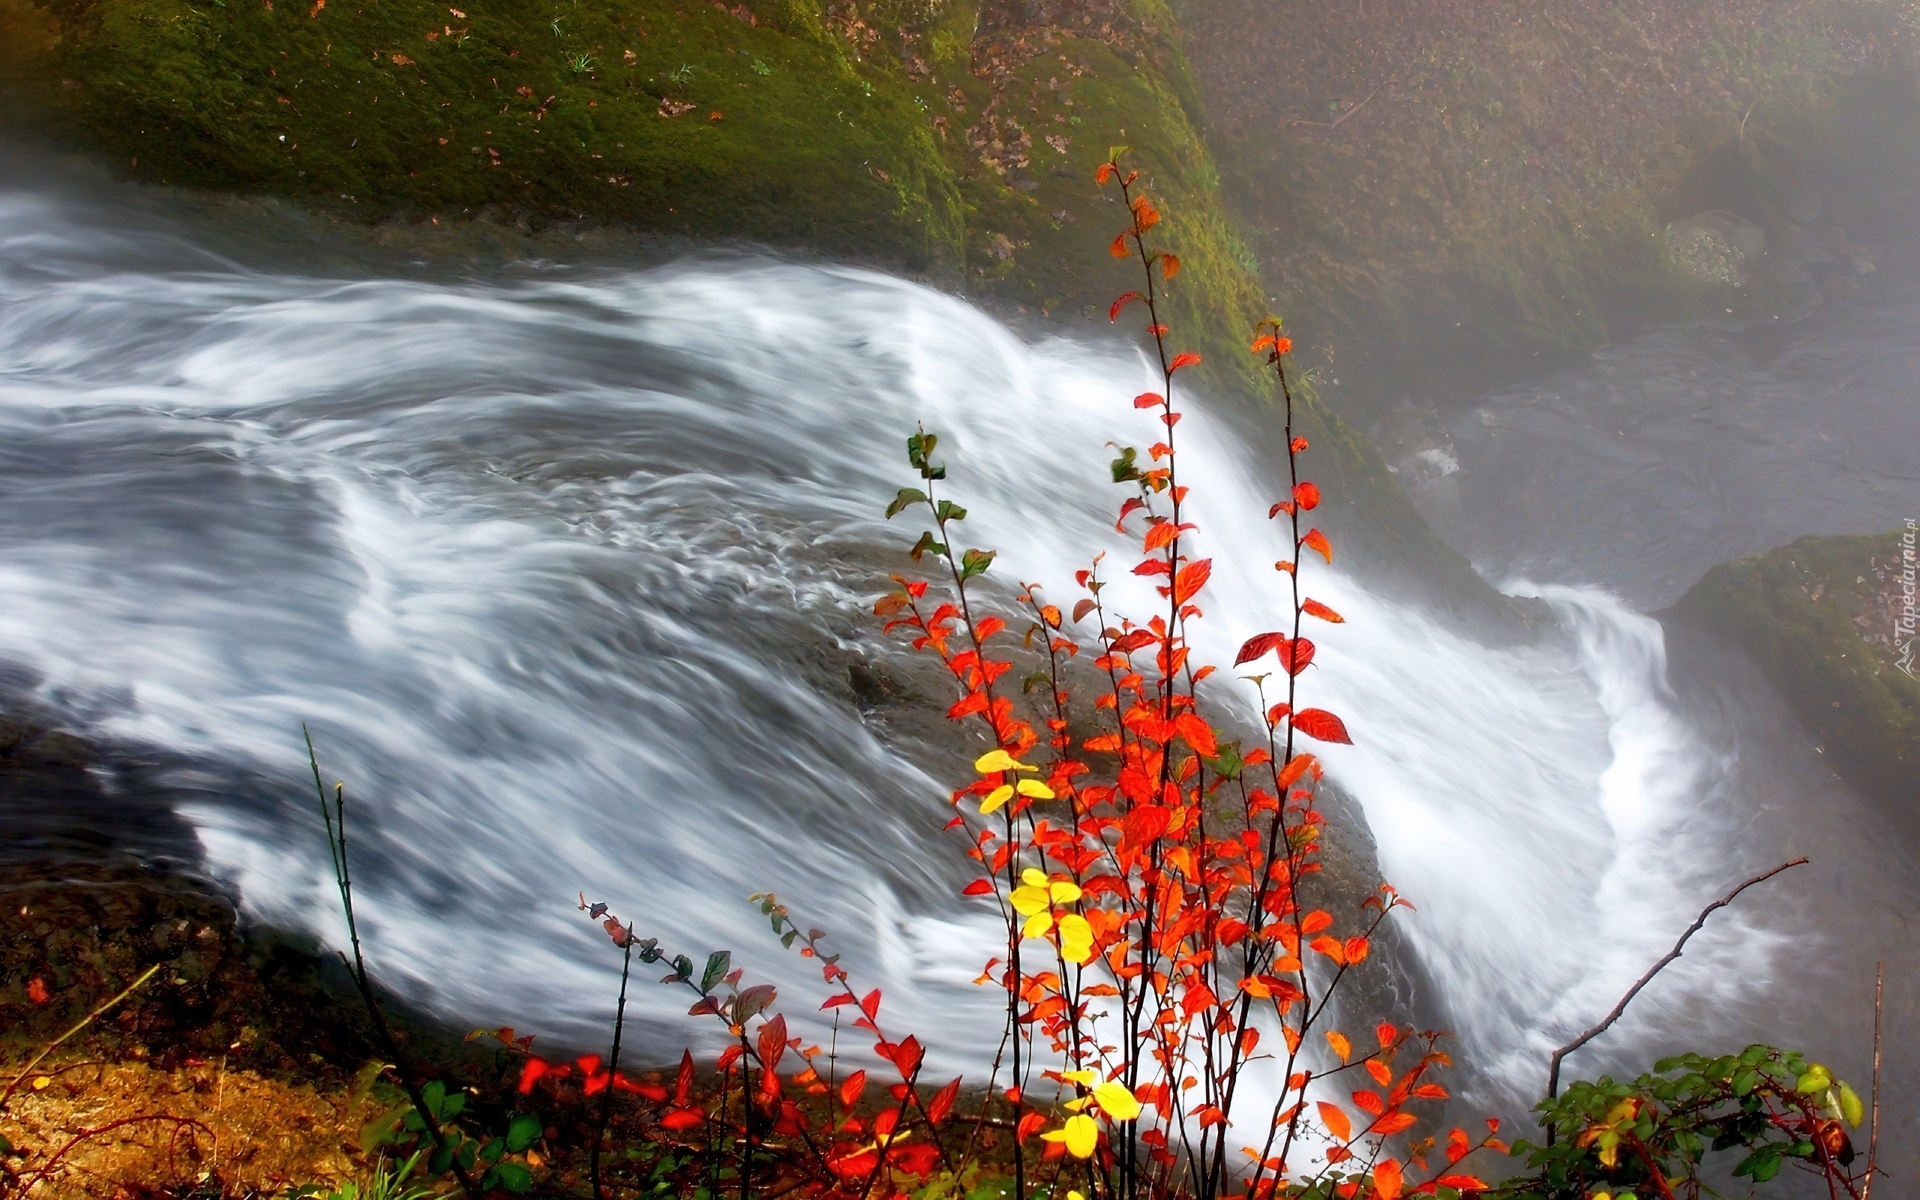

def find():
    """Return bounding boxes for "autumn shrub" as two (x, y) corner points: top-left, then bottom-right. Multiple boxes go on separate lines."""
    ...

(326, 152), (1881, 1200)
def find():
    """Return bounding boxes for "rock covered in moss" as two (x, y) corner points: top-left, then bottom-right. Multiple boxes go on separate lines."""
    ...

(1673, 527), (1920, 826)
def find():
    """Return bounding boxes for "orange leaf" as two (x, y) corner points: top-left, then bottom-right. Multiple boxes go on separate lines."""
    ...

(1109, 291), (1144, 322)
(1143, 521), (1181, 552)
(1376, 1022), (1397, 1048)
(1317, 1101), (1352, 1142)
(1277, 753), (1316, 788)
(1293, 481), (1320, 511)
(1445, 1128), (1471, 1164)
(1351, 1090), (1384, 1116)
(1172, 558), (1211, 605)
(1309, 935), (1346, 965)
(1372, 1157), (1404, 1200)
(1325, 1030), (1351, 1062)
(1433, 1174), (1486, 1192)
(1373, 1112), (1417, 1135)
(1343, 936), (1370, 963)
(1302, 528), (1333, 563)
(1365, 1060), (1392, 1086)
(1300, 910), (1334, 935)
(839, 1069), (867, 1108)
(1303, 598), (1345, 624)
(1292, 708), (1353, 745)
(1096, 162), (1115, 184)
(1161, 253), (1180, 279)
(1110, 233), (1131, 258)
(1083, 733), (1122, 753)
(1168, 351), (1202, 371)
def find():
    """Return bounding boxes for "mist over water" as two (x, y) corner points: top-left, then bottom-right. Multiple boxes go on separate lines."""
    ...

(1, 166), (1913, 1180)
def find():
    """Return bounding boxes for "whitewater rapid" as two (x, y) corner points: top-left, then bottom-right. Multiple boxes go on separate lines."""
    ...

(0, 181), (1794, 1116)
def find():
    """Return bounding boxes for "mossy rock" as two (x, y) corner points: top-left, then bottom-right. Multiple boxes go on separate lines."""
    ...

(1674, 529), (1920, 826)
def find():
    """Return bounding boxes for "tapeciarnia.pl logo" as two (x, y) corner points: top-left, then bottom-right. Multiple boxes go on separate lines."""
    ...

(1896, 518), (1918, 681)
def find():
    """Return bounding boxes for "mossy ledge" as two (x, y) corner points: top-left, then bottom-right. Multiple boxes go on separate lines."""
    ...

(1672, 528), (1920, 832)
(0, 0), (1500, 617)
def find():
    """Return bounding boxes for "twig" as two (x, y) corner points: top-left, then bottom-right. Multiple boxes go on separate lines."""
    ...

(305, 726), (482, 1198)
(1, 963), (163, 1112)
(1862, 961), (1882, 1199)
(19, 1113), (212, 1195)
(1546, 858), (1808, 1109)
(1290, 80), (1388, 131)
(591, 923), (636, 1200)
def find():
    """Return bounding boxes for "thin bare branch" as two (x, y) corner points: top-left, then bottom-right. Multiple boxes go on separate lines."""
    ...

(1547, 858), (1808, 1102)
(1, 963), (162, 1112)
(1863, 961), (1883, 1200)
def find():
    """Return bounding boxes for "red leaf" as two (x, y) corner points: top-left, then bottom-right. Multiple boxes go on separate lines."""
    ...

(821, 993), (856, 1009)
(1374, 1112), (1417, 1134)
(1280, 636), (1315, 675)
(1133, 391), (1164, 409)
(1303, 598), (1344, 624)
(859, 989), (882, 1020)
(1235, 632), (1285, 666)
(1167, 351), (1202, 371)
(1293, 481), (1320, 511)
(1173, 711), (1217, 757)
(660, 1107), (705, 1131)
(1110, 628), (1156, 653)
(1143, 521), (1180, 552)
(947, 692), (989, 720)
(891, 1035), (924, 1077)
(1302, 528), (1333, 563)
(1122, 803), (1172, 848)
(1016, 1111), (1048, 1143)
(840, 1069), (868, 1108)
(1109, 291), (1143, 322)
(961, 879), (994, 896)
(1172, 558), (1211, 604)
(1433, 1174), (1486, 1192)
(758, 1013), (789, 1073)
(1072, 598), (1097, 622)
(928, 1077), (962, 1124)
(1291, 708), (1353, 744)
(1351, 1089), (1385, 1116)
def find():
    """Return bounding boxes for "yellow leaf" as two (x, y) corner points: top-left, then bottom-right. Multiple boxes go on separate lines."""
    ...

(1059, 1069), (1098, 1086)
(1010, 885), (1051, 916)
(1022, 868), (1048, 887)
(1325, 1031), (1351, 1062)
(974, 749), (1021, 774)
(1016, 779), (1055, 799)
(1047, 880), (1083, 905)
(1092, 1081), (1141, 1121)
(979, 785), (1014, 815)
(31, 1076), (51, 1090)
(1057, 914), (1094, 963)
(1062, 1114), (1100, 1157)
(1022, 912), (1056, 939)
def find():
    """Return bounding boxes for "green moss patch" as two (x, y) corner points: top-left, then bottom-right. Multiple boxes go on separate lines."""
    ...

(1674, 529), (1920, 821)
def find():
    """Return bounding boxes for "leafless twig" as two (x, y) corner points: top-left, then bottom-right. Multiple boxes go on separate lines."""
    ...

(1290, 81), (1388, 131)
(1546, 858), (1808, 1107)
(1, 963), (162, 1112)
(1862, 961), (1883, 1199)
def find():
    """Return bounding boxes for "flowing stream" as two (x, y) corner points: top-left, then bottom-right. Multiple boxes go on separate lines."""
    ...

(1, 158), (1913, 1178)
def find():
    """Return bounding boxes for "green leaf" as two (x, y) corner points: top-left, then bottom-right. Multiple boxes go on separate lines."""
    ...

(1201, 743), (1244, 780)
(486, 1161), (535, 1193)
(886, 488), (927, 519)
(428, 1141), (453, 1176)
(1110, 446), (1141, 483)
(506, 1113), (543, 1154)
(700, 950), (732, 994)
(936, 499), (967, 522)
(1021, 669), (1050, 694)
(422, 1080), (447, 1120)
(479, 1137), (505, 1166)
(960, 548), (995, 580)
(441, 1092), (466, 1119)
(360, 1102), (413, 1150)
(457, 1138), (478, 1171)
(910, 531), (945, 563)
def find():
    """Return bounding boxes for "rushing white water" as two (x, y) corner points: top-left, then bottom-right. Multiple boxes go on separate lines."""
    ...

(0, 180), (1795, 1118)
